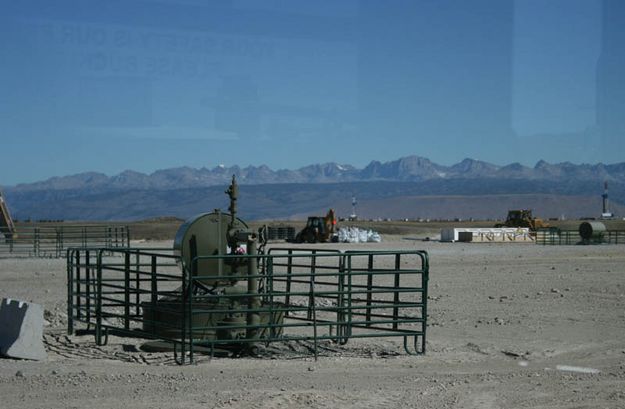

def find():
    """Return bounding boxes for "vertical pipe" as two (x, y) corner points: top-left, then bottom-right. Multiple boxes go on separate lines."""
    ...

(366, 254), (373, 326)
(34, 227), (39, 257)
(95, 251), (102, 345)
(285, 250), (293, 312)
(124, 252), (130, 330)
(180, 254), (187, 365)
(246, 238), (260, 347)
(392, 254), (401, 330)
(150, 255), (157, 336)
(311, 286), (318, 361)
(86, 250), (91, 325)
(307, 251), (317, 320)
(67, 250), (74, 334)
(75, 250), (81, 319)
(187, 259), (192, 364)
(135, 250), (140, 317)
(150, 256), (157, 306)
(346, 254), (353, 341)
(336, 254), (344, 342)
(421, 252), (429, 354)
(267, 256), (276, 338)
(59, 228), (64, 256)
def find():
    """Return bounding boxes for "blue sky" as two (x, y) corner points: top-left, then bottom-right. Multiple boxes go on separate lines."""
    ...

(2, 0), (623, 185)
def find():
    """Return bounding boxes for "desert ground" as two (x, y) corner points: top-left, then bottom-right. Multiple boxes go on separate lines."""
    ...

(1, 235), (624, 409)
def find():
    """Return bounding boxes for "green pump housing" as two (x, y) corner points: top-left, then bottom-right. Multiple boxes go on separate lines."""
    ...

(173, 211), (249, 286)
(142, 175), (282, 345)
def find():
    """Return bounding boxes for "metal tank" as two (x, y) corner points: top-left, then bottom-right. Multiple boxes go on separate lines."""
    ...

(173, 211), (248, 285)
(579, 221), (606, 242)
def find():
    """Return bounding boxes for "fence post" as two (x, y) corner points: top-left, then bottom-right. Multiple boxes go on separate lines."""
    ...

(285, 250), (293, 312)
(34, 227), (40, 257)
(86, 250), (91, 326)
(135, 250), (141, 316)
(124, 252), (130, 330)
(392, 254), (401, 330)
(366, 254), (373, 326)
(336, 253), (348, 344)
(421, 252), (429, 354)
(67, 249), (74, 334)
(307, 251), (317, 321)
(95, 250), (104, 345)
(56, 228), (60, 258)
(75, 250), (81, 319)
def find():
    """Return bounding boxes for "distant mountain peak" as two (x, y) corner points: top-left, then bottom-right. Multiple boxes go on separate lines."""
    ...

(7, 156), (625, 193)
(5, 155), (625, 221)
(451, 158), (499, 175)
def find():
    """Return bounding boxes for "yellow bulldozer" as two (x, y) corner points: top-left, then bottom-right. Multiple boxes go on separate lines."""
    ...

(495, 209), (548, 231)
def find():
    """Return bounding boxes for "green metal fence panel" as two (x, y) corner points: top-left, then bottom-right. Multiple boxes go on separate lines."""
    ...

(67, 247), (429, 364)
(67, 247), (187, 361)
(1, 225), (130, 257)
(536, 228), (625, 245)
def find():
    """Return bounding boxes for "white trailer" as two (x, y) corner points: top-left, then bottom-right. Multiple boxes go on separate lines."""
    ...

(440, 227), (533, 242)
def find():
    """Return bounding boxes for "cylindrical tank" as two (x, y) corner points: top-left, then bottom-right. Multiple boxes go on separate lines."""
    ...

(579, 221), (606, 241)
(173, 211), (248, 285)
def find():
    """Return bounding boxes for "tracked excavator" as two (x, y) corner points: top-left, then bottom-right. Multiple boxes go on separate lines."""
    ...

(0, 190), (16, 242)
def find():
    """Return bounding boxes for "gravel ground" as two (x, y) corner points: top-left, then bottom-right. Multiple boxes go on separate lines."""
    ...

(1, 237), (624, 408)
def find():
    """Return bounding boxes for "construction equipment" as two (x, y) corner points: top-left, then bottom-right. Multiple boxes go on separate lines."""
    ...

(0, 191), (16, 242)
(294, 209), (337, 243)
(495, 209), (548, 231)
